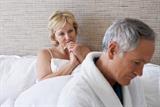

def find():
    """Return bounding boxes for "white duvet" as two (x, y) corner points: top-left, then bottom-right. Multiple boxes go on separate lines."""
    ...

(0, 55), (159, 107)
(0, 55), (37, 106)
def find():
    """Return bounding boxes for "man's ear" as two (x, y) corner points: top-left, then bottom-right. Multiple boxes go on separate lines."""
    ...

(108, 42), (119, 59)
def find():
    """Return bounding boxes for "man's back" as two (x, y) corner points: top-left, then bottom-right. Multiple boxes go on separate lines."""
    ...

(57, 73), (105, 107)
(57, 52), (146, 107)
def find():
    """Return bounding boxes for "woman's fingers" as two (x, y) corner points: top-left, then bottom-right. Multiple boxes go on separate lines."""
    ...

(67, 42), (78, 52)
(69, 52), (80, 64)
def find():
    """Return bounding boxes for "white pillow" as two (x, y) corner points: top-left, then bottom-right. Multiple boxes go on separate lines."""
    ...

(140, 63), (160, 107)
(14, 75), (72, 106)
(0, 55), (37, 104)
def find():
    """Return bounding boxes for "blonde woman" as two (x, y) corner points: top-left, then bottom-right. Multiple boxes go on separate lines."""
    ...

(36, 11), (90, 81)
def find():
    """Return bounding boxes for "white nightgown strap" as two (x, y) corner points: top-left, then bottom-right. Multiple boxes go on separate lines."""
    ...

(48, 48), (54, 58)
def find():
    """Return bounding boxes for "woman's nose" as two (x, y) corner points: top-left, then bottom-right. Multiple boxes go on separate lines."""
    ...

(65, 33), (71, 41)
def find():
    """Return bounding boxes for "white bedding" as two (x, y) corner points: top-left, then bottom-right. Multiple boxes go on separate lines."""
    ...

(0, 55), (37, 105)
(14, 75), (72, 106)
(0, 55), (159, 107)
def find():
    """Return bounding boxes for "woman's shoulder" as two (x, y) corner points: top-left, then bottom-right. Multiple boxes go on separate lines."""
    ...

(37, 48), (53, 59)
(38, 48), (49, 55)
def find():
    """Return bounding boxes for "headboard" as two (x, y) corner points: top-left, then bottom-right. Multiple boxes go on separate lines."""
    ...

(0, 0), (159, 65)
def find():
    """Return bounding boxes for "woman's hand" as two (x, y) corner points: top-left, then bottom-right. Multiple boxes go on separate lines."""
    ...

(69, 52), (80, 66)
(67, 42), (90, 63)
(66, 41), (78, 52)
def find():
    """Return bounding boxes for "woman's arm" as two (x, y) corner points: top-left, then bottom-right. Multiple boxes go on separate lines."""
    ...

(72, 45), (91, 63)
(36, 49), (52, 81)
(36, 49), (79, 81)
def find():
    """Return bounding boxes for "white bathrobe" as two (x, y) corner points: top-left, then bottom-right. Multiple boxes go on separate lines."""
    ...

(57, 52), (147, 107)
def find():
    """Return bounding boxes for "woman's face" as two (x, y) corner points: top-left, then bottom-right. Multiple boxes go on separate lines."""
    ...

(54, 23), (77, 49)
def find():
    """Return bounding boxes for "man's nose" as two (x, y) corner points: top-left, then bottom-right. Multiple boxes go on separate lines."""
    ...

(135, 65), (144, 76)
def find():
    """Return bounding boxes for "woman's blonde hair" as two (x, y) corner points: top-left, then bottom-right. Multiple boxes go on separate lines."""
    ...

(48, 10), (78, 46)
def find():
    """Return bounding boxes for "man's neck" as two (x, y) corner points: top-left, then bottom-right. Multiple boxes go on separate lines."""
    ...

(95, 55), (116, 86)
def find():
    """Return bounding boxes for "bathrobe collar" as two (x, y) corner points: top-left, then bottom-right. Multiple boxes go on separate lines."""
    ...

(81, 52), (135, 107)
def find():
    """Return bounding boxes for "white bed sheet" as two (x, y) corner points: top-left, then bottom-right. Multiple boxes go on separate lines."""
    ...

(0, 55), (37, 104)
(0, 55), (159, 107)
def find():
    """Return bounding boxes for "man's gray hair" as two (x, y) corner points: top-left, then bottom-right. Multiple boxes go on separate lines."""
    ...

(102, 18), (156, 52)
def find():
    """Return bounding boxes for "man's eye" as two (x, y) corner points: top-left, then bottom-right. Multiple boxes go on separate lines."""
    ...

(134, 61), (141, 65)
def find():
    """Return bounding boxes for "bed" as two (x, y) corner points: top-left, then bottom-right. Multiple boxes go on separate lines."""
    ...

(0, 0), (160, 107)
(0, 55), (159, 107)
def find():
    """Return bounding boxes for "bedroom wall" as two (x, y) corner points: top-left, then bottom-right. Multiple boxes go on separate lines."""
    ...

(0, 0), (160, 64)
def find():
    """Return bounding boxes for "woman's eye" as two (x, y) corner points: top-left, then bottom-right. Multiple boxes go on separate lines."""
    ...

(68, 29), (73, 33)
(58, 32), (65, 36)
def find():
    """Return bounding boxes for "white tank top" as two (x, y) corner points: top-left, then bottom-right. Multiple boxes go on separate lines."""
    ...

(36, 49), (80, 83)
(48, 49), (81, 74)
(50, 58), (69, 72)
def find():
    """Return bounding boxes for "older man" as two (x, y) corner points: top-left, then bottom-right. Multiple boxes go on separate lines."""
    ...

(57, 18), (155, 107)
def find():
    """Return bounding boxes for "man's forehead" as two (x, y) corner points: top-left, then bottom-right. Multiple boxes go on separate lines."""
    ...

(125, 45), (154, 63)
(125, 52), (149, 63)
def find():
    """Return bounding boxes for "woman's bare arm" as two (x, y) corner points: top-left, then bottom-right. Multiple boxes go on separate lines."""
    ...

(36, 49), (79, 81)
